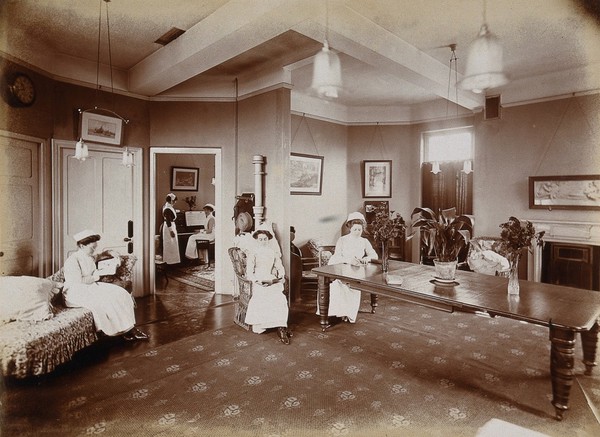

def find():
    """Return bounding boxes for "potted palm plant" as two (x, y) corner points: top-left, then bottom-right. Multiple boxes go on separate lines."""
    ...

(411, 207), (474, 281)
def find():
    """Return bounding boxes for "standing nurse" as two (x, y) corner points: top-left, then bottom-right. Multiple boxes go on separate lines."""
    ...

(162, 193), (180, 265)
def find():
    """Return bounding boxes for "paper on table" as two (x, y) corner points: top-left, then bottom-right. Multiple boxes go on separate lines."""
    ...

(385, 274), (403, 285)
(97, 257), (119, 276)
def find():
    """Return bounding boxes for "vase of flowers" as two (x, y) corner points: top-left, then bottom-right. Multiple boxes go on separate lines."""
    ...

(370, 204), (406, 272)
(499, 217), (545, 295)
(184, 195), (197, 211)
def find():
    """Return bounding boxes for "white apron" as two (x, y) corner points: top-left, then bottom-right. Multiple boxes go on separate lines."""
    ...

(162, 204), (180, 264)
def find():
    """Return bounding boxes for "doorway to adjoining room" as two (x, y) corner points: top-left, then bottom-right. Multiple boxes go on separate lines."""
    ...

(150, 147), (221, 295)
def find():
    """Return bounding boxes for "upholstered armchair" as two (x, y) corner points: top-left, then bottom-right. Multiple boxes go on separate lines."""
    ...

(466, 237), (510, 276)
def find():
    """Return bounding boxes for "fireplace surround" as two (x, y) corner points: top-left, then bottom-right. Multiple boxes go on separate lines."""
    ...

(527, 220), (600, 289)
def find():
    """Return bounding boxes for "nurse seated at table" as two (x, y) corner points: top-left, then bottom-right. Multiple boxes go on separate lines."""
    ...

(318, 212), (378, 323)
(185, 203), (215, 263)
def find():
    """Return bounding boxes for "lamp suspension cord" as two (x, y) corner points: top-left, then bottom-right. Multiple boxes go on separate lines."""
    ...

(446, 45), (458, 119)
(95, 0), (102, 103)
(105, 0), (116, 108)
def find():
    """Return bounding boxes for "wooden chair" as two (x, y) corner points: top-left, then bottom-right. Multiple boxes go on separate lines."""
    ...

(228, 246), (289, 330)
(290, 240), (335, 302)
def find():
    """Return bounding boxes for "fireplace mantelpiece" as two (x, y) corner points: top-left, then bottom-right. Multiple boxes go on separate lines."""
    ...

(527, 220), (600, 282)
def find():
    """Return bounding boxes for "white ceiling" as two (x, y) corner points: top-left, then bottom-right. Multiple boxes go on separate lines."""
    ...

(1, 0), (599, 123)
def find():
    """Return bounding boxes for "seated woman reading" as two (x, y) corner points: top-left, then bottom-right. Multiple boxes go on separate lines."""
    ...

(319, 212), (378, 323)
(63, 229), (148, 341)
(244, 227), (292, 344)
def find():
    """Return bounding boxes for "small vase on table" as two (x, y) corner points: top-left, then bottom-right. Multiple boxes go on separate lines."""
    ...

(381, 240), (390, 273)
(507, 251), (521, 296)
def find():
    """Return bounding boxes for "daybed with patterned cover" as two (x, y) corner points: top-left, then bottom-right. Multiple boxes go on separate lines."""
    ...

(0, 254), (136, 379)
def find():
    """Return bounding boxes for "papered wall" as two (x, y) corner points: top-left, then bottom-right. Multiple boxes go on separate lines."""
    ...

(2, 52), (599, 289)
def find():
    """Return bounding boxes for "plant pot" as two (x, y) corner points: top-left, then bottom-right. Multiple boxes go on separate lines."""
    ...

(433, 259), (457, 281)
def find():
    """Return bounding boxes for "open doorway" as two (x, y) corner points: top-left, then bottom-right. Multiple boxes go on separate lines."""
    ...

(149, 147), (222, 295)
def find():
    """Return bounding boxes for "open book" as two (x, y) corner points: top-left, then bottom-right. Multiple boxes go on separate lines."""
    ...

(97, 257), (120, 276)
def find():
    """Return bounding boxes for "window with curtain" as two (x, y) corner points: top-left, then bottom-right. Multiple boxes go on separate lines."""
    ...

(421, 127), (474, 216)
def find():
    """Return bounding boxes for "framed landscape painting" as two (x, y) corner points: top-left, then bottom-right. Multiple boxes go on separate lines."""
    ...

(81, 112), (123, 146)
(171, 167), (199, 191)
(529, 175), (600, 210)
(363, 160), (392, 198)
(290, 153), (324, 195)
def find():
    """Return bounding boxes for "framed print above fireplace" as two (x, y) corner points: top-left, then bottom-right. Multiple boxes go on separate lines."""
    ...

(529, 175), (600, 210)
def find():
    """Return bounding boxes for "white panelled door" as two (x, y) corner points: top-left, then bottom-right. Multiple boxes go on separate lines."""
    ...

(0, 132), (42, 276)
(53, 141), (143, 295)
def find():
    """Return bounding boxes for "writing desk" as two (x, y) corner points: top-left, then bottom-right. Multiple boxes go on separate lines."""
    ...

(313, 261), (600, 420)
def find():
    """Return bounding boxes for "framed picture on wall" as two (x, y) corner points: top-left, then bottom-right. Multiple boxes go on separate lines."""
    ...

(529, 175), (600, 210)
(363, 160), (392, 198)
(171, 167), (199, 191)
(290, 153), (324, 195)
(81, 112), (123, 146)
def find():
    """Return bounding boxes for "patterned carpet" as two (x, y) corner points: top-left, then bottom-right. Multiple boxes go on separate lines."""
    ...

(168, 265), (215, 291)
(3, 296), (599, 437)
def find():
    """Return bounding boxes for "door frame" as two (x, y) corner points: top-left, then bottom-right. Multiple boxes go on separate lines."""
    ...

(149, 147), (222, 295)
(51, 140), (144, 294)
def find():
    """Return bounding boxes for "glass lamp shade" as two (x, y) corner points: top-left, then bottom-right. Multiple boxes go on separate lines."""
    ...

(311, 41), (342, 98)
(430, 161), (441, 174)
(75, 139), (89, 161)
(462, 160), (473, 174)
(122, 148), (134, 167)
(459, 24), (508, 93)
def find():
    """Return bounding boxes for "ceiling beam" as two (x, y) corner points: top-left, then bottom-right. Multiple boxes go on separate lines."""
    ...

(128, 0), (316, 96)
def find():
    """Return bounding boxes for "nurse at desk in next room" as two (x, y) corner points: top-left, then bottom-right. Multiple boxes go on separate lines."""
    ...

(185, 203), (215, 263)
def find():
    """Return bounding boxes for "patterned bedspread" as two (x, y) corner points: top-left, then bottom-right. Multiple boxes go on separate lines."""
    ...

(0, 306), (97, 379)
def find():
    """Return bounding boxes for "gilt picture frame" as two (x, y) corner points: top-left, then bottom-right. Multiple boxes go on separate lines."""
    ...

(363, 160), (392, 198)
(529, 175), (600, 210)
(81, 112), (123, 146)
(290, 152), (324, 195)
(171, 167), (199, 191)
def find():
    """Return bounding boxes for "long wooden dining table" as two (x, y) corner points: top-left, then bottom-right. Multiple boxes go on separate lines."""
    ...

(313, 260), (600, 420)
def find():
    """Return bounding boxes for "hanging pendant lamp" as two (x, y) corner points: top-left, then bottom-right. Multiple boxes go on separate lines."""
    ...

(459, 1), (508, 93)
(311, 1), (341, 99)
(311, 40), (342, 98)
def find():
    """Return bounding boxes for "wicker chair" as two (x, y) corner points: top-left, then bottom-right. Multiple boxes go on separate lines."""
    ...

(228, 247), (253, 330)
(228, 246), (289, 331)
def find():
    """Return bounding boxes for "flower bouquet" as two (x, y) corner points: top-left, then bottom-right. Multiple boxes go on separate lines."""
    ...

(498, 216), (544, 295)
(370, 204), (406, 271)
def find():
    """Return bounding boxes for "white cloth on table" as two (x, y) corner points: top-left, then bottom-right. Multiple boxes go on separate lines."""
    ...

(63, 250), (135, 336)
(318, 234), (377, 323)
(244, 245), (288, 333)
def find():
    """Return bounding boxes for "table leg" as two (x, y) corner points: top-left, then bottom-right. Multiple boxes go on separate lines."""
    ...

(549, 324), (576, 421)
(318, 276), (331, 331)
(581, 321), (599, 376)
(370, 293), (378, 313)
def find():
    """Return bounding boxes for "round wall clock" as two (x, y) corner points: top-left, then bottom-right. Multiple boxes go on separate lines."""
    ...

(6, 72), (36, 107)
